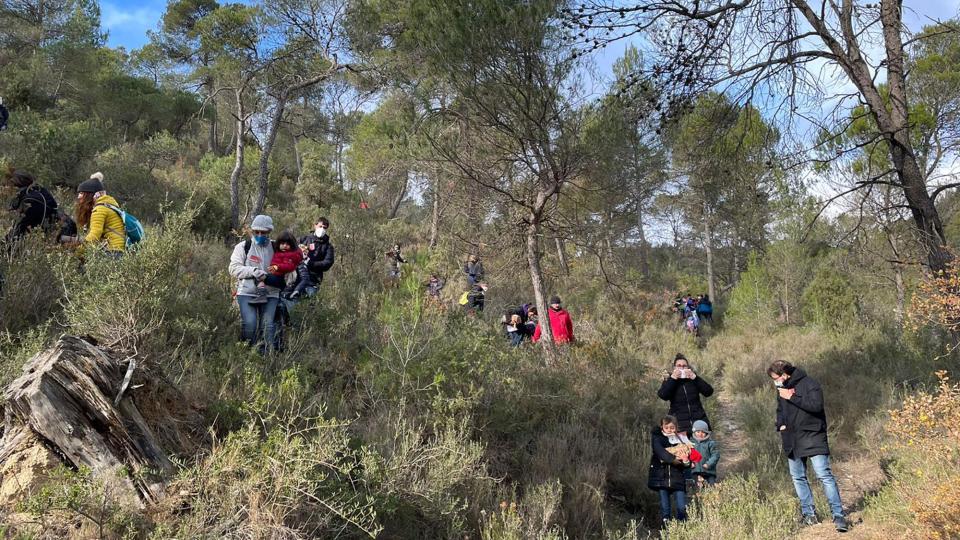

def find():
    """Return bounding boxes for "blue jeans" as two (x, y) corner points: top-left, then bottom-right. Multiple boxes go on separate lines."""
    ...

(237, 295), (279, 354)
(788, 454), (844, 519)
(658, 489), (687, 521)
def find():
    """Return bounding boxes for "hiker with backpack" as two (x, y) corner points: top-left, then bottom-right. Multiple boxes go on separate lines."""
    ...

(5, 170), (59, 244)
(463, 254), (484, 287)
(657, 354), (714, 435)
(229, 215), (281, 354)
(75, 173), (129, 255)
(290, 217), (335, 300)
(696, 294), (713, 323)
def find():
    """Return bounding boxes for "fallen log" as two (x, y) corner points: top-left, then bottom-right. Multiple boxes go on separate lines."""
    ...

(0, 336), (173, 506)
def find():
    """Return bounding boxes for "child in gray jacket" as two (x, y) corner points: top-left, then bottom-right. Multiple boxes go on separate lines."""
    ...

(691, 420), (720, 488)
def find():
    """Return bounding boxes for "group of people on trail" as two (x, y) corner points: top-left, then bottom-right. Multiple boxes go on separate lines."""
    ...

(228, 214), (335, 354)
(649, 354), (848, 533)
(4, 169), (139, 255)
(499, 296), (575, 347)
(672, 293), (712, 335)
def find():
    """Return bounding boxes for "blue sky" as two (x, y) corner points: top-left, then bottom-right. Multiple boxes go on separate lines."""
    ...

(102, 0), (960, 53)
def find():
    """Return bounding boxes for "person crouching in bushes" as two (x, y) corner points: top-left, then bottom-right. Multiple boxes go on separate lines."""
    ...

(257, 230), (302, 297)
(75, 172), (125, 255)
(649, 415), (695, 525)
(690, 419), (720, 489)
(229, 215), (280, 354)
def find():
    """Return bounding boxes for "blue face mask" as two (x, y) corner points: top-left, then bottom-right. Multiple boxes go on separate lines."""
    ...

(253, 234), (270, 246)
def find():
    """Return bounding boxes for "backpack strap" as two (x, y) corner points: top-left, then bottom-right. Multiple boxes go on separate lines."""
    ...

(94, 203), (126, 241)
(243, 238), (252, 258)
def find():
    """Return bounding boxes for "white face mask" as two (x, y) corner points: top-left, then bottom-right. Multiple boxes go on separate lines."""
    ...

(315, 227), (327, 238)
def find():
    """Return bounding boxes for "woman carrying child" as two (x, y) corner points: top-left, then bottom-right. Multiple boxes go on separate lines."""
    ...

(648, 415), (696, 524)
(228, 215), (279, 354)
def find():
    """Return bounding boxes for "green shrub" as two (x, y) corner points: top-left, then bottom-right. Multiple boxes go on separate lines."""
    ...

(801, 266), (858, 329)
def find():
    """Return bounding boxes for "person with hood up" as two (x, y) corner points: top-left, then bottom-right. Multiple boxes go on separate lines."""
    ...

(75, 172), (125, 254)
(229, 215), (280, 354)
(657, 354), (714, 435)
(690, 419), (720, 489)
(768, 360), (849, 532)
(532, 296), (575, 344)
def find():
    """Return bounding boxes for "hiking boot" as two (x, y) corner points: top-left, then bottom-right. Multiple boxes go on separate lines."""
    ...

(800, 514), (819, 527)
(833, 516), (849, 532)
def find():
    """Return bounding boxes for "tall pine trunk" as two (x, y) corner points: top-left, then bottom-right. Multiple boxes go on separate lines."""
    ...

(229, 88), (246, 234)
(254, 93), (289, 216)
(527, 214), (556, 359)
(703, 203), (717, 302)
(555, 237), (569, 275)
(637, 203), (649, 278)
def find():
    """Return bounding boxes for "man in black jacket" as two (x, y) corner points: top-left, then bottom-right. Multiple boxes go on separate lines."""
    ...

(291, 217), (335, 299)
(768, 360), (848, 532)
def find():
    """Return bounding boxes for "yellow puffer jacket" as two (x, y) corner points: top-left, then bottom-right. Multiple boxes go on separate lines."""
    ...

(85, 194), (126, 252)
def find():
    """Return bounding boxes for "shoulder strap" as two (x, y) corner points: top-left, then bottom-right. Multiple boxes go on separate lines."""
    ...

(91, 203), (125, 240)
(243, 238), (252, 257)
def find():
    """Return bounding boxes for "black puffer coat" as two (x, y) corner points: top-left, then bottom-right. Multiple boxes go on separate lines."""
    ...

(776, 367), (830, 459)
(647, 427), (688, 492)
(657, 376), (714, 434)
(298, 233), (335, 284)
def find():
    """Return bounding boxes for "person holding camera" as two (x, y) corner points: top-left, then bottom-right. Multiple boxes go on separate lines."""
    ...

(657, 353), (714, 435)
(767, 360), (848, 532)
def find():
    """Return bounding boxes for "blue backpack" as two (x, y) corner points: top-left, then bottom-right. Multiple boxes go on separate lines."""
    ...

(98, 203), (145, 247)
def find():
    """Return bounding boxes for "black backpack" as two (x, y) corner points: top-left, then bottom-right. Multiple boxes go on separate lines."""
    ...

(15, 186), (59, 227)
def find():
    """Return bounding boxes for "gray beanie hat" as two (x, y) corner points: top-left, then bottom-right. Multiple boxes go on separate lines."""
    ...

(251, 214), (274, 231)
(550, 295), (562, 306)
(692, 420), (710, 434)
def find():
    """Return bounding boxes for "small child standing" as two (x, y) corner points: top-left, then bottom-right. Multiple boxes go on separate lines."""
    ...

(690, 420), (720, 489)
(258, 230), (303, 296)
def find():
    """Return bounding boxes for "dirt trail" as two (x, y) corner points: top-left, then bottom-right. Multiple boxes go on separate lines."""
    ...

(713, 391), (751, 478)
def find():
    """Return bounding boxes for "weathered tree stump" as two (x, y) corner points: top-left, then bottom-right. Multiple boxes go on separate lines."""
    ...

(0, 336), (173, 505)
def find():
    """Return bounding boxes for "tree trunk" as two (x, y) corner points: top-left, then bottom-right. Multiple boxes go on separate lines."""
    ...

(527, 216), (556, 359)
(429, 177), (440, 249)
(555, 236), (569, 275)
(388, 173), (408, 219)
(229, 89), (246, 233)
(889, 139), (952, 273)
(254, 92), (289, 217)
(703, 205), (717, 302)
(0, 337), (173, 506)
(894, 265), (906, 327)
(637, 202), (650, 278)
(292, 128), (303, 183)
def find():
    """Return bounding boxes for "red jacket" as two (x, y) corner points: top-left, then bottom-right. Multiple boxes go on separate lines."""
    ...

(532, 308), (575, 344)
(269, 248), (303, 276)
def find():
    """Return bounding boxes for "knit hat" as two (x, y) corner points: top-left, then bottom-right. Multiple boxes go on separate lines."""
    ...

(550, 296), (561, 306)
(77, 172), (105, 194)
(692, 420), (710, 434)
(250, 214), (274, 232)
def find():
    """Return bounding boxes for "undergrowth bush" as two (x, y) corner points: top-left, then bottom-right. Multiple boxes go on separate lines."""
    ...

(869, 371), (960, 539)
